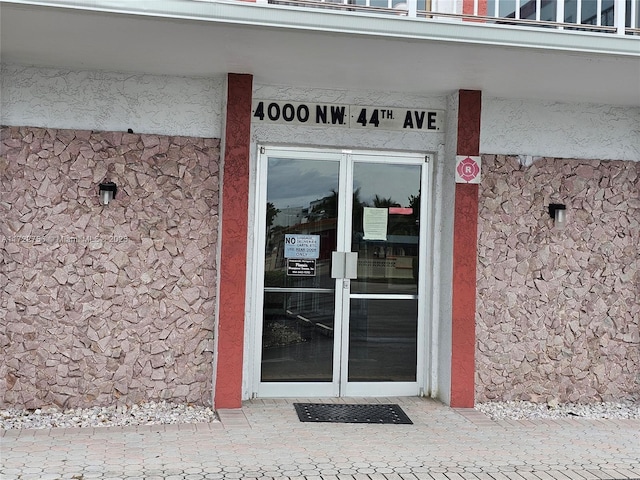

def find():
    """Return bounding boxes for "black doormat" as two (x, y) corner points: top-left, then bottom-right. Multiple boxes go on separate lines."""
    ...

(293, 403), (413, 424)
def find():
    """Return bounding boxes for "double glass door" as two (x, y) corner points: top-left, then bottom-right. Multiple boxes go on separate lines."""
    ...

(254, 147), (428, 397)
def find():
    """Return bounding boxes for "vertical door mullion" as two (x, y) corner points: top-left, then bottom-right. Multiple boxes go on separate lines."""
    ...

(332, 152), (350, 396)
(335, 152), (354, 394)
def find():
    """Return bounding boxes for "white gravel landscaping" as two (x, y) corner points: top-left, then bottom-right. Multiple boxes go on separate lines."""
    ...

(1, 400), (638, 430)
(0, 401), (218, 430)
(476, 400), (640, 420)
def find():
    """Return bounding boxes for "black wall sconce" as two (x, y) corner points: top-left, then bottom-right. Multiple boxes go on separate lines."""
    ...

(548, 203), (566, 228)
(99, 182), (117, 206)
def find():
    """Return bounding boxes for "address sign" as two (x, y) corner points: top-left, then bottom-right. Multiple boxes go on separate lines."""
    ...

(252, 100), (444, 132)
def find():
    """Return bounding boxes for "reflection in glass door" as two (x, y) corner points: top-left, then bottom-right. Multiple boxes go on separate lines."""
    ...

(255, 148), (428, 398)
(346, 161), (422, 391)
(261, 156), (340, 388)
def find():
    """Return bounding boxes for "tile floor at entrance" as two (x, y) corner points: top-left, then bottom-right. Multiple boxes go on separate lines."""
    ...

(1, 397), (639, 479)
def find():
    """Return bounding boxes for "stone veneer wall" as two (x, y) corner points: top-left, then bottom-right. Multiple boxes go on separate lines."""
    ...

(476, 155), (640, 403)
(0, 126), (220, 409)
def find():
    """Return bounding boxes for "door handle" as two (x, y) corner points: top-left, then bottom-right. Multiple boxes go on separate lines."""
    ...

(331, 251), (358, 279)
(344, 252), (358, 279)
(331, 251), (344, 279)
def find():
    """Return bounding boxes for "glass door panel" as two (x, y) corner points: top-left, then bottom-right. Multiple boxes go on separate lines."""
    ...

(343, 158), (423, 395)
(261, 157), (339, 383)
(262, 291), (335, 382)
(350, 162), (421, 295)
(348, 298), (418, 382)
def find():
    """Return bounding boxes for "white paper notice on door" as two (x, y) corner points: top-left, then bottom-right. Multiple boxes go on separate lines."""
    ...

(363, 207), (388, 241)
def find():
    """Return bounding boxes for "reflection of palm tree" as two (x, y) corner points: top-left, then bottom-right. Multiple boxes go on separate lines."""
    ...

(372, 195), (399, 208)
(408, 191), (420, 224)
(387, 191), (419, 235)
(265, 202), (281, 254)
(312, 190), (338, 220)
(307, 188), (367, 221)
(352, 187), (365, 234)
(266, 202), (280, 229)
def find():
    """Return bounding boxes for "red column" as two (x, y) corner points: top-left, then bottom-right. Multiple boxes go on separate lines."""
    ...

(463, 0), (487, 20)
(214, 74), (253, 409)
(450, 90), (481, 408)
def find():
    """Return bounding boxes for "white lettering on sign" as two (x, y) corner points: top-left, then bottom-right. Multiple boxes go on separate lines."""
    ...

(287, 259), (317, 277)
(252, 100), (444, 132)
(284, 234), (320, 259)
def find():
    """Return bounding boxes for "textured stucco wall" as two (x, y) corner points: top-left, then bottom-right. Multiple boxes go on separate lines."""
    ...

(0, 126), (220, 409)
(481, 98), (640, 162)
(0, 64), (224, 138)
(476, 155), (640, 403)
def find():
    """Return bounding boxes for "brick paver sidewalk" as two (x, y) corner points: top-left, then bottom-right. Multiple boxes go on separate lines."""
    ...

(1, 397), (639, 479)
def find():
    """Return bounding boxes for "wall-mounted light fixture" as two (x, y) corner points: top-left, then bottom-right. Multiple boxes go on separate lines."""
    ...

(548, 203), (567, 228)
(99, 182), (117, 206)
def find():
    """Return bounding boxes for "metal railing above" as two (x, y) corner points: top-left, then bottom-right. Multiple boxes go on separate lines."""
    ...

(257, 0), (640, 36)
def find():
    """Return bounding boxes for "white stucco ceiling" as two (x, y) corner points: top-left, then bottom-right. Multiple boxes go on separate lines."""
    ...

(1, 1), (639, 106)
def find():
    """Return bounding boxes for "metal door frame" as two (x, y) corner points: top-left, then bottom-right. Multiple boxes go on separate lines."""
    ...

(248, 146), (432, 398)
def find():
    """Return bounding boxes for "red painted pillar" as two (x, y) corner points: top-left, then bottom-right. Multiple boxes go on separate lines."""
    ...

(450, 90), (481, 408)
(215, 73), (253, 409)
(463, 0), (487, 20)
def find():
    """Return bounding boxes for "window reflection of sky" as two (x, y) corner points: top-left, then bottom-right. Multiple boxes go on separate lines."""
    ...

(267, 158), (420, 211)
(267, 158), (338, 210)
(353, 163), (420, 206)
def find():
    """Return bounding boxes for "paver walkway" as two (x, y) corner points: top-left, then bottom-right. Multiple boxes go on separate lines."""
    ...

(1, 397), (639, 480)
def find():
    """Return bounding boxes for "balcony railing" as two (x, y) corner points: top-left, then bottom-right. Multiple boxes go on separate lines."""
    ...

(256, 0), (640, 35)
